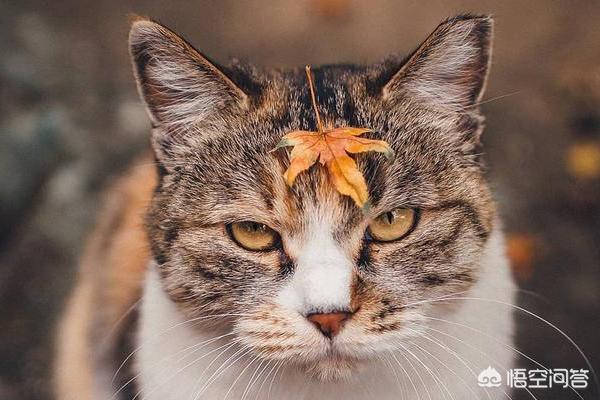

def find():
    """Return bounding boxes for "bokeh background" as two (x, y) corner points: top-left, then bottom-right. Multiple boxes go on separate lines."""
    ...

(1, 1), (599, 399)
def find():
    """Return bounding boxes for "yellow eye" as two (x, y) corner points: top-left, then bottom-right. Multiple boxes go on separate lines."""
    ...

(368, 208), (418, 242)
(228, 221), (280, 251)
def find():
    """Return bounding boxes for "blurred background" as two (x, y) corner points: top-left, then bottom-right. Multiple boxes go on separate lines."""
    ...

(1, 1), (599, 399)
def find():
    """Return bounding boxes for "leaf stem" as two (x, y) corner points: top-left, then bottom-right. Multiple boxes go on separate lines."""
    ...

(305, 65), (324, 133)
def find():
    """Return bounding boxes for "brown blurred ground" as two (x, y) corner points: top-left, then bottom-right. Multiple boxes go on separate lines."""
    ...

(0, 1), (599, 399)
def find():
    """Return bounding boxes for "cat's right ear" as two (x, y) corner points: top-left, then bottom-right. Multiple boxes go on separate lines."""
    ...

(128, 17), (249, 128)
(380, 15), (493, 112)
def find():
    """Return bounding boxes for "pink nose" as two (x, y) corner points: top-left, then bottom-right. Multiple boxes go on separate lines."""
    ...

(307, 312), (351, 338)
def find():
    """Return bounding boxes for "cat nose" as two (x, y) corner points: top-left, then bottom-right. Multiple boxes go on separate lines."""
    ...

(306, 311), (352, 338)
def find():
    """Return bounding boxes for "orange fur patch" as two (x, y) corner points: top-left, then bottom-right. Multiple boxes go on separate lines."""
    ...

(54, 156), (156, 399)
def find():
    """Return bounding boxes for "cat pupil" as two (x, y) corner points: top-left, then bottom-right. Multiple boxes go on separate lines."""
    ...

(385, 212), (394, 225)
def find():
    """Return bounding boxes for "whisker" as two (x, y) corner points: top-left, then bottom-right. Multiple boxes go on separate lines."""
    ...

(403, 328), (488, 400)
(103, 298), (142, 347)
(396, 341), (455, 400)
(419, 324), (536, 400)
(253, 359), (278, 400)
(400, 290), (471, 310)
(112, 312), (251, 384)
(136, 338), (241, 400)
(188, 341), (247, 400)
(223, 354), (262, 400)
(392, 346), (433, 400)
(421, 296), (598, 392)
(267, 360), (284, 400)
(111, 331), (235, 399)
(239, 358), (268, 400)
(380, 352), (410, 398)
(419, 327), (511, 399)
(514, 288), (552, 303)
(193, 344), (253, 400)
(472, 90), (522, 107)
(422, 315), (583, 400)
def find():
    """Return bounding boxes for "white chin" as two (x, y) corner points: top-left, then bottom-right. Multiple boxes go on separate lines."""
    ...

(303, 354), (360, 381)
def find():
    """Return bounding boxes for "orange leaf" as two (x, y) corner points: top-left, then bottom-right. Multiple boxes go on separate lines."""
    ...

(277, 128), (391, 209)
(327, 154), (370, 208)
(274, 67), (393, 210)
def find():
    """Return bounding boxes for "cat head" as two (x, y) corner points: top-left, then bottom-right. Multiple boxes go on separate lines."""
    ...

(129, 14), (496, 380)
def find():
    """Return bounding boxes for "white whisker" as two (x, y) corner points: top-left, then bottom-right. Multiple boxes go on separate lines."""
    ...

(112, 312), (251, 384)
(423, 315), (582, 400)
(267, 360), (284, 400)
(194, 345), (253, 399)
(396, 341), (455, 400)
(188, 341), (247, 400)
(136, 339), (241, 400)
(392, 346), (432, 400)
(111, 331), (235, 399)
(422, 295), (597, 388)
(240, 358), (269, 400)
(404, 328), (485, 400)
(420, 324), (536, 400)
(223, 354), (261, 400)
(252, 359), (278, 400)
(381, 353), (410, 398)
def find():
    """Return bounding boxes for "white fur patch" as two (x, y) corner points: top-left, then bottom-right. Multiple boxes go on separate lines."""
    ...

(276, 220), (353, 315)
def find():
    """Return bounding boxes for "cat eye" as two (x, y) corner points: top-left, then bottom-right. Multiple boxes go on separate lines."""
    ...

(367, 208), (418, 242)
(227, 221), (280, 251)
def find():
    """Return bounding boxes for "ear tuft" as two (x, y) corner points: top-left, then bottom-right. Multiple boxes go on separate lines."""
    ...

(383, 14), (493, 111)
(128, 19), (249, 127)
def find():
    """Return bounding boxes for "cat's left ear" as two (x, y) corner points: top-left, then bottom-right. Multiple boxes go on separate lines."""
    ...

(382, 15), (493, 111)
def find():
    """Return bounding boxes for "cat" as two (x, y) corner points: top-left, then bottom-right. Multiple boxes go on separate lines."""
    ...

(54, 14), (516, 400)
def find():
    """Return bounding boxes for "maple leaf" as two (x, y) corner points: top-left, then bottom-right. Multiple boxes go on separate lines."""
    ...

(274, 66), (393, 210)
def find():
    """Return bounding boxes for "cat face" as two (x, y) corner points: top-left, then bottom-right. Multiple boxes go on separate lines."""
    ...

(130, 14), (495, 380)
